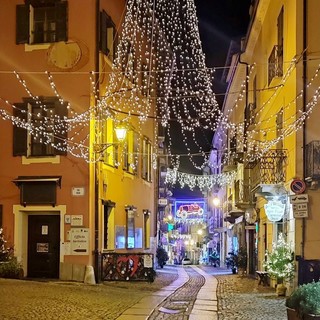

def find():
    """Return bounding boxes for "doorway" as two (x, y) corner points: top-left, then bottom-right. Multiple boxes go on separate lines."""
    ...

(27, 215), (60, 278)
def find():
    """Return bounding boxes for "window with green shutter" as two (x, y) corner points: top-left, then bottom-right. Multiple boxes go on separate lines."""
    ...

(16, 1), (68, 45)
(13, 98), (68, 157)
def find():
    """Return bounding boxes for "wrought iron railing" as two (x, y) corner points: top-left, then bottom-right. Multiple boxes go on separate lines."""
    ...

(268, 45), (283, 84)
(249, 149), (287, 187)
(102, 252), (155, 281)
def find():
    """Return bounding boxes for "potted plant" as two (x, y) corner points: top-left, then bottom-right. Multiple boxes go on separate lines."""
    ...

(263, 233), (294, 296)
(286, 281), (320, 319)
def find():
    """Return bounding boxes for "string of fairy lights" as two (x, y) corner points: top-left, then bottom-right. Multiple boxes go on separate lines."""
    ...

(1, 0), (320, 190)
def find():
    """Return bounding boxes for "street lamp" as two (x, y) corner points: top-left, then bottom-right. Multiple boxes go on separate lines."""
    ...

(212, 197), (221, 207)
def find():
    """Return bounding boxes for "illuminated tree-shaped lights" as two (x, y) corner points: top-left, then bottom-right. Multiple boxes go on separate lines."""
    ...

(100, 0), (220, 171)
(263, 233), (294, 283)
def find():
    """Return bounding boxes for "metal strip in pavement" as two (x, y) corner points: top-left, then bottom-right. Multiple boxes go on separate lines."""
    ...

(116, 266), (189, 320)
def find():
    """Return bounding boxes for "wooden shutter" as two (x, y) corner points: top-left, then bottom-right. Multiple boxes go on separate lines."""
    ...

(54, 101), (68, 155)
(55, 1), (68, 42)
(16, 5), (29, 44)
(13, 103), (28, 156)
(100, 11), (109, 55)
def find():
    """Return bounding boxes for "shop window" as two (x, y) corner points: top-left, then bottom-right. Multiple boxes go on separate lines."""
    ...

(126, 206), (136, 249)
(13, 98), (68, 157)
(115, 225), (126, 249)
(135, 228), (143, 249)
(16, 1), (68, 45)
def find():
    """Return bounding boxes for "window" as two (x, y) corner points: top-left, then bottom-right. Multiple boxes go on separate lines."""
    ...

(142, 138), (152, 181)
(123, 130), (138, 174)
(277, 7), (284, 76)
(100, 11), (117, 61)
(276, 108), (284, 150)
(0, 205), (2, 229)
(268, 7), (284, 84)
(13, 98), (68, 157)
(103, 118), (118, 166)
(16, 1), (68, 45)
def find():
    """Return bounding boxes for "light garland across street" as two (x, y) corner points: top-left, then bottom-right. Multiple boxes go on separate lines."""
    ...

(165, 168), (237, 191)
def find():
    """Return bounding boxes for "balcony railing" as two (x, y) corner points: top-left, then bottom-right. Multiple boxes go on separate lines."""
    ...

(249, 149), (287, 188)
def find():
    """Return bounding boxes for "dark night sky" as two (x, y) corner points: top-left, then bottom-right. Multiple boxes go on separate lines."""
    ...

(171, 0), (251, 198)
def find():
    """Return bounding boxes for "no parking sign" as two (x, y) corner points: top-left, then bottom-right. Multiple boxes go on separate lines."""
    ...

(290, 179), (306, 194)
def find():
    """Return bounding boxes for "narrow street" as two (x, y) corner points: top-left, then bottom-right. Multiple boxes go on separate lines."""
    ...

(0, 265), (287, 320)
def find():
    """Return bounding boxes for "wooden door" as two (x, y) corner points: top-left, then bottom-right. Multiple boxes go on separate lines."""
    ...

(28, 215), (60, 278)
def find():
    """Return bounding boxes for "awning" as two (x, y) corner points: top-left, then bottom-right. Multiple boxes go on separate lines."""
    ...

(12, 176), (62, 188)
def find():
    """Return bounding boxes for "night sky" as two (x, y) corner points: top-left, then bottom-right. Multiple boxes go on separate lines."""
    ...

(171, 0), (251, 198)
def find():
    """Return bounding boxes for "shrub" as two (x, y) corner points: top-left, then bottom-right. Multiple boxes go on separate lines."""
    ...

(0, 258), (23, 279)
(286, 281), (320, 317)
(0, 228), (23, 279)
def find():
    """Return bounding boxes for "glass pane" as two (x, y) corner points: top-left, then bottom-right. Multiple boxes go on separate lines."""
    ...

(115, 226), (126, 249)
(135, 228), (143, 249)
(127, 210), (135, 248)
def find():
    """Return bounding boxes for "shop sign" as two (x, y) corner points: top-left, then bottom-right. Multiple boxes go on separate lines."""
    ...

(264, 200), (285, 222)
(158, 198), (168, 206)
(70, 228), (89, 255)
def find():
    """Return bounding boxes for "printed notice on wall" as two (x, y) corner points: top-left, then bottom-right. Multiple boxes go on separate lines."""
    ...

(71, 215), (83, 226)
(144, 254), (153, 268)
(37, 243), (49, 253)
(70, 228), (89, 255)
(41, 225), (48, 235)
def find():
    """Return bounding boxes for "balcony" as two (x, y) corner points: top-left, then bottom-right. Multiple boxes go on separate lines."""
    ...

(268, 45), (283, 85)
(246, 149), (287, 189)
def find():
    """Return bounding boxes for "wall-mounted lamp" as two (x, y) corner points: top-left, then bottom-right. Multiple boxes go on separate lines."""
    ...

(114, 124), (127, 142)
(94, 124), (128, 154)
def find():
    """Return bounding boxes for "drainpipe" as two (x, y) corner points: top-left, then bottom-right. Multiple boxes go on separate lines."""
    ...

(94, 0), (101, 283)
(301, 0), (307, 259)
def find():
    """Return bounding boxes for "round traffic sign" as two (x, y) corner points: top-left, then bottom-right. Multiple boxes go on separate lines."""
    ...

(290, 179), (306, 194)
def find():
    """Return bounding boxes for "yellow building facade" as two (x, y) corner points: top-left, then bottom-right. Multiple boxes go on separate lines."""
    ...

(213, 0), (320, 286)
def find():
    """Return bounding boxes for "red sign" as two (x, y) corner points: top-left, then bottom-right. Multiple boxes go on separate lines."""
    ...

(290, 179), (306, 194)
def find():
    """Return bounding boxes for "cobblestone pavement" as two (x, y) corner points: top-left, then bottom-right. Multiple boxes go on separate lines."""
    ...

(0, 266), (289, 320)
(215, 274), (287, 320)
(0, 266), (178, 320)
(148, 266), (205, 320)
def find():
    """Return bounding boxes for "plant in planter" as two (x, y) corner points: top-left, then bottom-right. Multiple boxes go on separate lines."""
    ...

(286, 281), (320, 319)
(263, 233), (294, 296)
(0, 228), (23, 279)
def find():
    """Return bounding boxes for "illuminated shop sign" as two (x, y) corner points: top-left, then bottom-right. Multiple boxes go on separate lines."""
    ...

(174, 200), (205, 220)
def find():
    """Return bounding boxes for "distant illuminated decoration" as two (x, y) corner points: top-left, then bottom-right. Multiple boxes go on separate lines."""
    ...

(174, 199), (205, 223)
